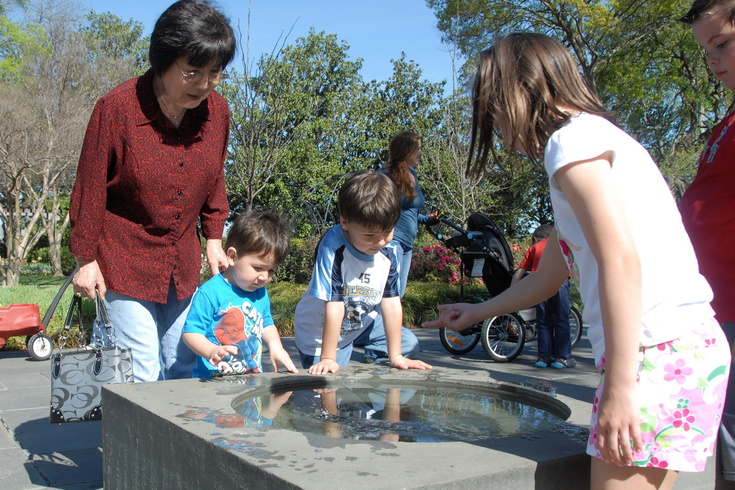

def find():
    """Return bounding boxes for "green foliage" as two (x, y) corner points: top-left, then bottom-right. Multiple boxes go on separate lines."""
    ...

(60, 246), (76, 276)
(0, 15), (48, 80)
(0, 279), (95, 350)
(268, 282), (306, 337)
(401, 281), (485, 327)
(81, 12), (148, 71)
(427, 0), (724, 195)
(275, 236), (320, 284)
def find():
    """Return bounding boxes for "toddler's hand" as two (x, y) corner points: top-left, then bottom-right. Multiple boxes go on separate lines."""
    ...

(269, 347), (299, 373)
(208, 345), (239, 366)
(309, 358), (340, 375)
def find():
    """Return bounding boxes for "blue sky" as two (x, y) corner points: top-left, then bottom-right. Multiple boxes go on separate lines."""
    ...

(83, 0), (463, 87)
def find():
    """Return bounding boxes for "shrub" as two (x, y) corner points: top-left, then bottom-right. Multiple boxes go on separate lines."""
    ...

(26, 247), (50, 264)
(276, 236), (320, 284)
(409, 243), (465, 285)
(268, 282), (307, 336)
(509, 240), (531, 266)
(21, 262), (54, 275)
(61, 246), (76, 275)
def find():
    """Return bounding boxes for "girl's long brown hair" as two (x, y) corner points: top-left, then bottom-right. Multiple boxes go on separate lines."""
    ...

(385, 131), (421, 199)
(467, 33), (612, 176)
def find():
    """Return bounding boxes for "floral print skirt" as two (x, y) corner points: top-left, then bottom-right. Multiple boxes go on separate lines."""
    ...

(586, 318), (730, 472)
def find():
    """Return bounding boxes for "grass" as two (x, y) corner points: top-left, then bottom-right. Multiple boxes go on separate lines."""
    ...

(0, 275), (484, 351)
(0, 276), (96, 350)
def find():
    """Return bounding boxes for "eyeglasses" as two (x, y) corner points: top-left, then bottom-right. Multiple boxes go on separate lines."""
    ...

(174, 60), (229, 84)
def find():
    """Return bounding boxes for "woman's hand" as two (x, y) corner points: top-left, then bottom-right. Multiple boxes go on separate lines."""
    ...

(205, 239), (229, 275)
(72, 259), (107, 299)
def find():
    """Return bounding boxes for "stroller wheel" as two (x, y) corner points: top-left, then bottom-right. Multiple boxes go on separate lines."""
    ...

(439, 325), (480, 355)
(480, 313), (525, 362)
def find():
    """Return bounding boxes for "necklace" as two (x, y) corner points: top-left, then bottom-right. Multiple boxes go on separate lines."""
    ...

(165, 107), (186, 125)
(154, 79), (186, 126)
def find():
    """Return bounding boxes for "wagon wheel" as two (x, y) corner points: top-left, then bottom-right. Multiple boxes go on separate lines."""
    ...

(26, 333), (53, 361)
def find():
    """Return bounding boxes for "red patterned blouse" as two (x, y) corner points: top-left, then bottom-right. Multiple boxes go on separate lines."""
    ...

(70, 70), (230, 303)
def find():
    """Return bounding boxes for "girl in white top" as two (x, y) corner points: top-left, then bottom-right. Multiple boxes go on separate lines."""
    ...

(424, 33), (730, 489)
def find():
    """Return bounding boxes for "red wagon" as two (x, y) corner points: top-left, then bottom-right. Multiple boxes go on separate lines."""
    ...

(0, 303), (53, 360)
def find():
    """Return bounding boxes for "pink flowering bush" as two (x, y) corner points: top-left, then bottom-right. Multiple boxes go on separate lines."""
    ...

(409, 243), (466, 285)
(510, 241), (530, 266)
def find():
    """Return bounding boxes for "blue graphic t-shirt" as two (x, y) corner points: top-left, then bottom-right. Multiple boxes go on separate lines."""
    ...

(183, 274), (274, 378)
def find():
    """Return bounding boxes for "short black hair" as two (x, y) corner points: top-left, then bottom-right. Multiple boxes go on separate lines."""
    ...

(225, 210), (291, 265)
(149, 0), (236, 75)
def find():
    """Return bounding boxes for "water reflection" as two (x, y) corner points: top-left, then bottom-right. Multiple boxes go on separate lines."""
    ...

(230, 384), (568, 444)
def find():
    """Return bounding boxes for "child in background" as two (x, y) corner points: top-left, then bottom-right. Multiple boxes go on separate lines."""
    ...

(294, 171), (432, 375)
(423, 33), (730, 489)
(679, 1), (735, 486)
(511, 224), (572, 369)
(183, 211), (298, 377)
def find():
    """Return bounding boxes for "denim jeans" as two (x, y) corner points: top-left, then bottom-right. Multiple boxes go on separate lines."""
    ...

(298, 313), (420, 369)
(103, 281), (195, 382)
(536, 279), (571, 360)
(396, 243), (412, 298)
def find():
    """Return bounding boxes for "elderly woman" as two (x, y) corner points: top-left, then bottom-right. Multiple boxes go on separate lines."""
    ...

(69, 0), (236, 382)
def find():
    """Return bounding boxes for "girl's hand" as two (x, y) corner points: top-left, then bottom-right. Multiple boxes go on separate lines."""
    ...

(422, 303), (478, 331)
(390, 355), (432, 370)
(309, 358), (340, 375)
(595, 386), (643, 465)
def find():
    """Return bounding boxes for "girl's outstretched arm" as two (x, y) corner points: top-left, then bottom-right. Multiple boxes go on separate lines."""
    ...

(423, 229), (569, 330)
(554, 151), (644, 465)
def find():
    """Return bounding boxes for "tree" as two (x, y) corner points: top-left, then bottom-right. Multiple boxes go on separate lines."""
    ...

(224, 29), (365, 236)
(426, 0), (724, 199)
(0, 0), (146, 282)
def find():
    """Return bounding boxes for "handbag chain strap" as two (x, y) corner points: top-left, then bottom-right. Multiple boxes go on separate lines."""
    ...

(92, 292), (118, 348)
(56, 295), (86, 350)
(56, 292), (118, 350)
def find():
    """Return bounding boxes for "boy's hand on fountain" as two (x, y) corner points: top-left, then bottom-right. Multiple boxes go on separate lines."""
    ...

(390, 355), (432, 370)
(422, 303), (477, 331)
(309, 358), (340, 375)
(269, 347), (299, 373)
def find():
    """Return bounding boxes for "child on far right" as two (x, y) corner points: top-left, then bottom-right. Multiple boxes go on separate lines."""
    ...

(423, 32), (730, 489)
(679, 1), (735, 486)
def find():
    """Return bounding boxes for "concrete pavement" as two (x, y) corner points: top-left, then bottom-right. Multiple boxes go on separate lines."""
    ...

(0, 327), (716, 489)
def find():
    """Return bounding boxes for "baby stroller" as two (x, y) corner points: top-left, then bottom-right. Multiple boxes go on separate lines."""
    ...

(425, 212), (582, 362)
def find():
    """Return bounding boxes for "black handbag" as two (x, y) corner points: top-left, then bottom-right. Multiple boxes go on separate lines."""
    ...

(49, 292), (134, 423)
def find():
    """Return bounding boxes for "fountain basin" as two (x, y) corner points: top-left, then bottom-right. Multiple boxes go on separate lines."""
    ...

(102, 364), (592, 489)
